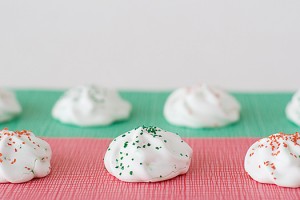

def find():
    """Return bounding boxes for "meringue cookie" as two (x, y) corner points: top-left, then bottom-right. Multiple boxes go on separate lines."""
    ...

(164, 84), (240, 128)
(52, 85), (132, 126)
(0, 89), (22, 123)
(244, 132), (300, 188)
(286, 90), (300, 126)
(0, 129), (52, 183)
(104, 126), (192, 182)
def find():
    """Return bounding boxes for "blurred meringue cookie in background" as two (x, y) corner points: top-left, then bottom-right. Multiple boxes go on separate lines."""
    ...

(52, 85), (132, 127)
(286, 90), (300, 126)
(245, 132), (300, 188)
(0, 129), (52, 183)
(104, 126), (192, 182)
(0, 88), (22, 123)
(163, 84), (240, 128)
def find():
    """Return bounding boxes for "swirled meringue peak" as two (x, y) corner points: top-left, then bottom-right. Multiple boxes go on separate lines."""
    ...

(245, 132), (300, 188)
(52, 85), (132, 126)
(104, 126), (192, 182)
(0, 89), (22, 123)
(163, 84), (240, 128)
(286, 90), (300, 126)
(0, 129), (52, 183)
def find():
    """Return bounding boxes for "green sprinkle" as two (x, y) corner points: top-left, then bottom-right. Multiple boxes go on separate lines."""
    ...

(155, 147), (159, 150)
(147, 143), (151, 146)
(164, 140), (167, 143)
(143, 145), (146, 148)
(126, 153), (128, 156)
(122, 135), (126, 137)
(119, 173), (122, 176)
(124, 141), (129, 148)
(180, 153), (183, 156)
(140, 163), (142, 165)
(108, 148), (111, 151)
(130, 171), (133, 175)
(120, 157), (124, 160)
(115, 166), (119, 169)
(131, 158), (134, 161)
(160, 175), (162, 178)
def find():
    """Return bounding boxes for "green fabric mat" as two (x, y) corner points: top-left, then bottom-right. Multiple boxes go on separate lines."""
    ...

(0, 90), (299, 138)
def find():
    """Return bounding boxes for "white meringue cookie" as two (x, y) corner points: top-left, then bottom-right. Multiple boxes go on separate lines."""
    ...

(104, 126), (192, 182)
(0, 129), (52, 183)
(286, 90), (300, 126)
(163, 84), (240, 128)
(52, 85), (132, 126)
(244, 132), (300, 188)
(0, 89), (22, 123)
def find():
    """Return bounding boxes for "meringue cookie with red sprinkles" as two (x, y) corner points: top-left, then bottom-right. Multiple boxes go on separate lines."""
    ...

(163, 84), (240, 128)
(286, 90), (300, 126)
(52, 85), (131, 127)
(245, 132), (300, 188)
(104, 126), (192, 182)
(0, 88), (22, 123)
(0, 129), (52, 183)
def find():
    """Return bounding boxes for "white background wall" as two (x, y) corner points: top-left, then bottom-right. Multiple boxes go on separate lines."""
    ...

(0, 0), (299, 91)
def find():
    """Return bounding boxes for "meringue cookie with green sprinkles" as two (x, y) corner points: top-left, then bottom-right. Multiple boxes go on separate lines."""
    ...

(0, 88), (22, 123)
(286, 90), (300, 126)
(104, 126), (192, 182)
(164, 84), (240, 128)
(52, 85), (131, 126)
(0, 129), (52, 183)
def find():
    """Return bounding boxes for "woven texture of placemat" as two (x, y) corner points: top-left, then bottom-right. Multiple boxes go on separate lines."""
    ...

(0, 90), (298, 138)
(0, 138), (299, 200)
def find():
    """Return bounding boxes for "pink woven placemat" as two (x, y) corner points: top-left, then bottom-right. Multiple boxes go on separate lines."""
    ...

(0, 138), (299, 200)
